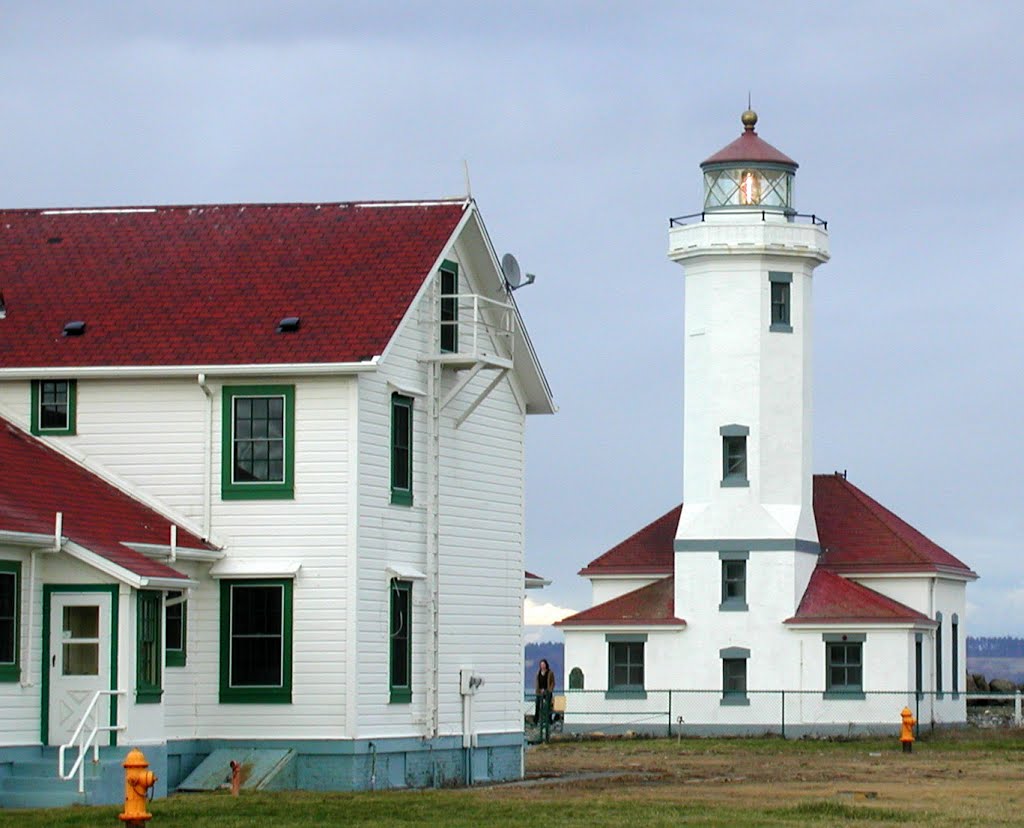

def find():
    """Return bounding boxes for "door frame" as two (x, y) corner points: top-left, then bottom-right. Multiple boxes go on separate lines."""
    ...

(41, 584), (120, 746)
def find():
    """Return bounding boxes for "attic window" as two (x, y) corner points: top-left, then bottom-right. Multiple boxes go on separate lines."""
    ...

(63, 321), (86, 337)
(276, 316), (300, 333)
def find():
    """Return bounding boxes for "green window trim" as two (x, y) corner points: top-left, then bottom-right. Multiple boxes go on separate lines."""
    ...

(935, 612), (943, 696)
(608, 640), (644, 693)
(165, 591), (186, 668)
(390, 394), (413, 506)
(135, 590), (163, 703)
(0, 560), (21, 682)
(221, 385), (295, 501)
(825, 640), (863, 695)
(30, 380), (77, 436)
(769, 271), (793, 333)
(389, 579), (412, 703)
(439, 259), (459, 354)
(951, 615), (959, 698)
(219, 579), (293, 704)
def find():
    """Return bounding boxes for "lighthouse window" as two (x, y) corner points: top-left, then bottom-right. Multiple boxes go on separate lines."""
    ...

(823, 633), (865, 698)
(720, 424), (749, 487)
(720, 551), (748, 611)
(769, 272), (792, 333)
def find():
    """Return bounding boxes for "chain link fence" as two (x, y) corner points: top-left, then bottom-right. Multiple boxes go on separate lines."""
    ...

(524, 689), (1023, 740)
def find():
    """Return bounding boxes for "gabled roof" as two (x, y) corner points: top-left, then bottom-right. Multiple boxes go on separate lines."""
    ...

(785, 568), (931, 625)
(815, 474), (976, 577)
(0, 200), (466, 369)
(578, 505), (680, 577)
(0, 417), (206, 582)
(556, 575), (684, 627)
(578, 475), (973, 579)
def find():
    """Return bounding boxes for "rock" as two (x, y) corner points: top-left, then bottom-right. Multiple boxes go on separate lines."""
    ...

(970, 673), (988, 692)
(989, 678), (1017, 694)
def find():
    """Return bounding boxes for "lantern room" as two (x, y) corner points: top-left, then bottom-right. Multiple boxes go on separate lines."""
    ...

(700, 110), (797, 213)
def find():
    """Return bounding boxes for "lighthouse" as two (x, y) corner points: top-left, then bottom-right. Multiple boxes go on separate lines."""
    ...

(669, 110), (830, 671)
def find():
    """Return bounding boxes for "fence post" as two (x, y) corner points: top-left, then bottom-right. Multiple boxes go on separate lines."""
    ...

(1016, 690), (1022, 727)
(667, 690), (673, 738)
(780, 690), (785, 739)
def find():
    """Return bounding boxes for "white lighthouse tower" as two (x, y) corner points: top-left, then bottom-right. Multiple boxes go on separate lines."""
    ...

(669, 110), (830, 680)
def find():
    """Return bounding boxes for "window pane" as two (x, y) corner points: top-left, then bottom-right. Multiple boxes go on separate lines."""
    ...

(63, 643), (99, 675)
(234, 395), (286, 484)
(63, 605), (98, 638)
(166, 603), (183, 651)
(231, 585), (283, 687)
(390, 582), (410, 691)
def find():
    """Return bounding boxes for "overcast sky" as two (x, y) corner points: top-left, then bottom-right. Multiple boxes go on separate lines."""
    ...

(2, 2), (1022, 637)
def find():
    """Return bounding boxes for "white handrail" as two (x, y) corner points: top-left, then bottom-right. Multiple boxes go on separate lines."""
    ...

(58, 689), (127, 794)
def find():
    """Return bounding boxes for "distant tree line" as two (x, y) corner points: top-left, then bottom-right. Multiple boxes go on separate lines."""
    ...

(967, 636), (1024, 657)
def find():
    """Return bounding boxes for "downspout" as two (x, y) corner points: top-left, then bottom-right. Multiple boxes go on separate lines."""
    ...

(426, 283), (441, 739)
(197, 374), (213, 541)
(169, 525), (177, 564)
(22, 512), (62, 688)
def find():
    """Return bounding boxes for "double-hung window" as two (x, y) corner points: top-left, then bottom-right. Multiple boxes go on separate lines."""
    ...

(720, 647), (750, 705)
(0, 561), (20, 682)
(439, 260), (459, 354)
(769, 271), (792, 333)
(219, 579), (293, 704)
(222, 385), (295, 500)
(719, 551), (748, 611)
(824, 634), (865, 698)
(390, 394), (413, 505)
(720, 424), (749, 487)
(136, 590), (162, 703)
(165, 591), (186, 667)
(950, 614), (959, 697)
(31, 380), (76, 436)
(607, 634), (645, 697)
(935, 612), (943, 696)
(389, 579), (412, 703)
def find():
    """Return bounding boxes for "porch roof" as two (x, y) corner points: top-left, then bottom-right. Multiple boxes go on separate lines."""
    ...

(0, 416), (204, 582)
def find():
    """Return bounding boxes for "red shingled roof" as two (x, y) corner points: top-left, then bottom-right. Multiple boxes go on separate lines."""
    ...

(578, 505), (680, 577)
(0, 200), (466, 368)
(579, 476), (973, 579)
(785, 568), (930, 625)
(556, 576), (684, 627)
(702, 127), (797, 167)
(815, 475), (975, 577)
(0, 417), (205, 581)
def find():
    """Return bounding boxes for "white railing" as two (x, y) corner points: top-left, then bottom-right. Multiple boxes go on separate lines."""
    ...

(440, 293), (516, 362)
(58, 689), (127, 793)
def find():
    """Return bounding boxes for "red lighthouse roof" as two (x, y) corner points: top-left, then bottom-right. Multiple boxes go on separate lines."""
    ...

(701, 110), (798, 168)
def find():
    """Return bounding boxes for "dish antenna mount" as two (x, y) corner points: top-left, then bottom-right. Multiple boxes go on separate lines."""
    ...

(501, 252), (536, 292)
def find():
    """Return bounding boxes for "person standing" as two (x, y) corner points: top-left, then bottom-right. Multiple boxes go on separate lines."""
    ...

(534, 658), (555, 724)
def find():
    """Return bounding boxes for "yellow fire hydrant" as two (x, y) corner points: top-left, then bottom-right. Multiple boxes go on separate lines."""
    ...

(900, 706), (916, 753)
(119, 748), (157, 826)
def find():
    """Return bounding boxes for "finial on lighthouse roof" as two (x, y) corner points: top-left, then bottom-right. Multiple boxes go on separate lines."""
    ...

(741, 109), (758, 131)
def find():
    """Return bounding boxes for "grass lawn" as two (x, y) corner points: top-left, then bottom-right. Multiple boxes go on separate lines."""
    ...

(3, 730), (1024, 826)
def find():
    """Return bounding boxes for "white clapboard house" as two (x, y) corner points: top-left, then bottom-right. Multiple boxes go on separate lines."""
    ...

(557, 112), (976, 735)
(0, 198), (553, 807)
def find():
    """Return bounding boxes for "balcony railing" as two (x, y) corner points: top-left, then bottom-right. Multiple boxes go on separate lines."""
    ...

(437, 293), (516, 366)
(669, 211), (828, 229)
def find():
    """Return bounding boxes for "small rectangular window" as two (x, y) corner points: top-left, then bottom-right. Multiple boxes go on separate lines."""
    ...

(391, 394), (413, 505)
(165, 591), (186, 668)
(439, 261), (459, 354)
(915, 635), (923, 699)
(720, 560), (747, 610)
(608, 641), (644, 692)
(221, 385), (295, 500)
(136, 590), (163, 703)
(951, 619), (959, 696)
(769, 271), (792, 333)
(0, 561), (20, 682)
(31, 380), (77, 436)
(722, 436), (747, 485)
(826, 642), (863, 694)
(722, 658), (747, 701)
(389, 579), (412, 703)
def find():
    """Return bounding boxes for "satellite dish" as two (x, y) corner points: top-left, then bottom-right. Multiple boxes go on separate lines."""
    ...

(501, 253), (522, 289)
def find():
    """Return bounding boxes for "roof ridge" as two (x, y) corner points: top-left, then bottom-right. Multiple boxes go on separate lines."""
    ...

(0, 198), (469, 215)
(579, 503), (681, 574)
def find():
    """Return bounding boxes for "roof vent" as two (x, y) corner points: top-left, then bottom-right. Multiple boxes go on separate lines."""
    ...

(63, 320), (86, 336)
(47, 236), (62, 245)
(276, 316), (300, 333)
(0, 291), (5, 319)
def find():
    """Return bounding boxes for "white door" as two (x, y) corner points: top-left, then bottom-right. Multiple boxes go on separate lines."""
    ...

(48, 592), (113, 746)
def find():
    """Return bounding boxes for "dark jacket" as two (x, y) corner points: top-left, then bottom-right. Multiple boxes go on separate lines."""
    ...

(535, 668), (555, 694)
